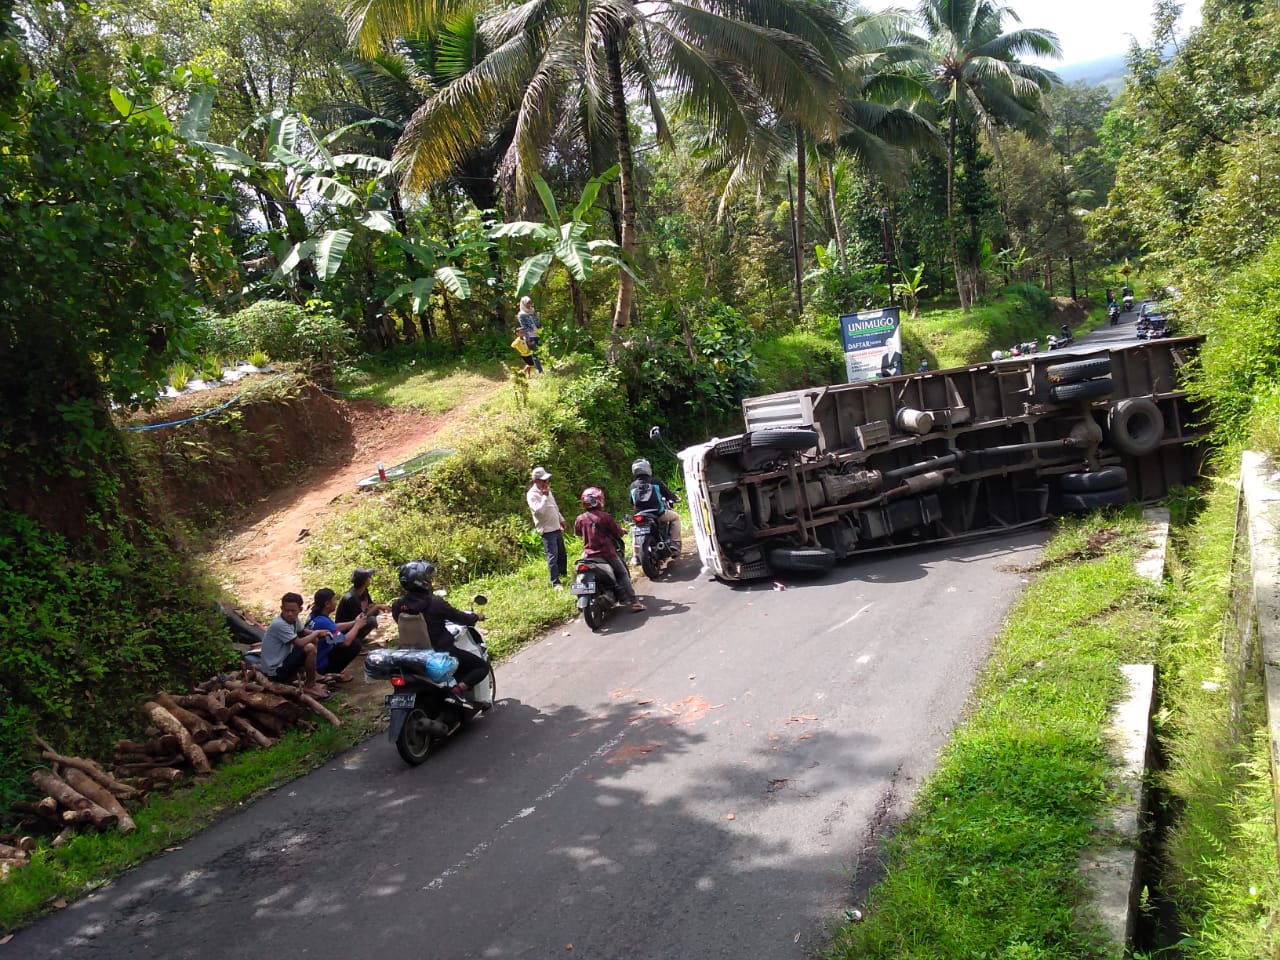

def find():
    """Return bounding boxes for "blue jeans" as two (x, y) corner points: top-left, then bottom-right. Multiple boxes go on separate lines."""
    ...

(542, 529), (567, 584)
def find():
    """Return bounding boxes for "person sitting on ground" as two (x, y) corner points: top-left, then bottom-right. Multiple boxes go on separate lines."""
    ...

(390, 560), (490, 701)
(306, 587), (372, 681)
(335, 567), (389, 645)
(574, 486), (644, 612)
(628, 458), (681, 556)
(260, 592), (329, 698)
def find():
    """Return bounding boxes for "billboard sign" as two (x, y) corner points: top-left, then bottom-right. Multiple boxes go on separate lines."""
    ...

(839, 306), (902, 383)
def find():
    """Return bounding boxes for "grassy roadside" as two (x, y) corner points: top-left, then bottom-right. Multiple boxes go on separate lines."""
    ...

(827, 510), (1163, 958)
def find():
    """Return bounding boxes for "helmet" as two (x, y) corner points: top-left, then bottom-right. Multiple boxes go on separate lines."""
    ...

(991, 350), (1004, 361)
(631, 458), (652, 478)
(398, 560), (436, 591)
(580, 486), (604, 509)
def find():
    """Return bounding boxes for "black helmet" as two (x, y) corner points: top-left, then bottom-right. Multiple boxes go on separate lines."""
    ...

(631, 458), (652, 478)
(398, 560), (435, 591)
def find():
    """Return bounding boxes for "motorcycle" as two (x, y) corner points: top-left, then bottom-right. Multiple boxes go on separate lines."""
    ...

(1108, 304), (1120, 326)
(1122, 294), (1134, 311)
(364, 595), (495, 766)
(572, 555), (621, 631)
(1046, 325), (1074, 351)
(632, 508), (680, 579)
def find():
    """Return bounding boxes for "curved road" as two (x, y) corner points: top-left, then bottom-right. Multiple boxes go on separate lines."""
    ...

(16, 532), (1042, 960)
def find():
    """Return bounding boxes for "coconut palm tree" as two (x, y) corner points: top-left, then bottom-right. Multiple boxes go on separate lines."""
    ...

(345, 0), (851, 331)
(914, 0), (1059, 309)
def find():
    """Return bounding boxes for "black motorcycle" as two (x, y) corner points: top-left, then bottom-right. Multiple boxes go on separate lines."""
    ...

(364, 595), (495, 765)
(1108, 305), (1120, 326)
(572, 555), (621, 631)
(631, 509), (680, 580)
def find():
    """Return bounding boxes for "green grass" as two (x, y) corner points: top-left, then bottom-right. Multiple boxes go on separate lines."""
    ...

(827, 510), (1163, 960)
(1152, 459), (1280, 959)
(906, 284), (1055, 369)
(336, 358), (507, 414)
(0, 714), (379, 934)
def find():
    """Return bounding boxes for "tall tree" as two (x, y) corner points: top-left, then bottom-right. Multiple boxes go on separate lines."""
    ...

(345, 0), (850, 331)
(914, 0), (1059, 308)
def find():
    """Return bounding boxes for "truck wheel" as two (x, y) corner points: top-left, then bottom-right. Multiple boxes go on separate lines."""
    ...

(745, 427), (819, 452)
(1045, 357), (1112, 384)
(1108, 398), (1164, 456)
(1061, 486), (1132, 512)
(1049, 379), (1113, 402)
(767, 546), (837, 573)
(1058, 466), (1129, 493)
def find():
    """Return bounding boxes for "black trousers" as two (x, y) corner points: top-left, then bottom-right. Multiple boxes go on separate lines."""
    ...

(449, 647), (490, 690)
(325, 639), (364, 675)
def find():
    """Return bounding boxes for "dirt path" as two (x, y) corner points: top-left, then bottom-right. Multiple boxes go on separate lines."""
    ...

(209, 392), (492, 617)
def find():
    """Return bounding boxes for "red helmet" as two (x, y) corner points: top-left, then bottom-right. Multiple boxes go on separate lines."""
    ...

(580, 486), (604, 508)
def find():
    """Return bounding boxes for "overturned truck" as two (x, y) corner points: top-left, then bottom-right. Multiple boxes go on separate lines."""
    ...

(679, 336), (1207, 581)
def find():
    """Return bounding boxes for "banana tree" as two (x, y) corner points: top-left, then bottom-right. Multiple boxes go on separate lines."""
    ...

(489, 166), (636, 328)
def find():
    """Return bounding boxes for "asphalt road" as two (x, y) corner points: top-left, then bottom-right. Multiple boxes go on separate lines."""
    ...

(15, 532), (1043, 960)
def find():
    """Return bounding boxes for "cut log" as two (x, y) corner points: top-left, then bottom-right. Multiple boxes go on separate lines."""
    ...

(0, 843), (30, 861)
(114, 736), (181, 756)
(249, 671), (308, 700)
(155, 692), (216, 742)
(245, 710), (286, 737)
(171, 690), (232, 724)
(11, 797), (60, 821)
(143, 702), (211, 774)
(199, 738), (238, 756)
(50, 826), (75, 848)
(130, 766), (183, 784)
(33, 734), (140, 801)
(226, 689), (289, 713)
(113, 757), (183, 775)
(31, 769), (118, 829)
(230, 715), (273, 749)
(60, 809), (95, 825)
(62, 768), (137, 834)
(298, 693), (341, 727)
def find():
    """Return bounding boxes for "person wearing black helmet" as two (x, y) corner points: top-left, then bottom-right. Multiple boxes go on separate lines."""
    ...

(628, 458), (681, 557)
(335, 567), (388, 646)
(390, 560), (489, 696)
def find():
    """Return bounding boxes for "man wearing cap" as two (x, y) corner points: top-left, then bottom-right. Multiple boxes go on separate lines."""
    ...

(335, 567), (390, 645)
(527, 466), (568, 588)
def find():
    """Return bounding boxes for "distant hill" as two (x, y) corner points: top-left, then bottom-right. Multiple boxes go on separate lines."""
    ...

(1057, 53), (1129, 91)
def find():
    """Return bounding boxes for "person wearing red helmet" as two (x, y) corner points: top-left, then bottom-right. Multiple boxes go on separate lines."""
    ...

(573, 486), (644, 612)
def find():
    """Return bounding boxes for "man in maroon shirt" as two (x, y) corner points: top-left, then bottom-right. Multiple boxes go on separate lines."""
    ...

(573, 486), (644, 612)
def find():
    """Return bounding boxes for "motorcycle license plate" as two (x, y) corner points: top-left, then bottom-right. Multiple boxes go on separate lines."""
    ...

(384, 693), (416, 709)
(632, 528), (648, 544)
(571, 579), (596, 596)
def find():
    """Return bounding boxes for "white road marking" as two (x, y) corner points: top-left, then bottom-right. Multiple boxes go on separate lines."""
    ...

(424, 729), (630, 890)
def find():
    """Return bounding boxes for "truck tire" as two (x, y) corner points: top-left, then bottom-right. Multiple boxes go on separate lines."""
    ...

(746, 427), (819, 452)
(1061, 486), (1132, 512)
(1108, 398), (1164, 456)
(1045, 357), (1112, 384)
(1058, 466), (1129, 493)
(767, 546), (837, 573)
(1049, 379), (1113, 403)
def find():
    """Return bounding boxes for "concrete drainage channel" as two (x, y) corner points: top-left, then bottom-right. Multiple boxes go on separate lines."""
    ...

(1081, 454), (1280, 954)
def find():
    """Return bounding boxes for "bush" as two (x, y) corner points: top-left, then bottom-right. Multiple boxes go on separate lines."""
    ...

(754, 332), (845, 393)
(210, 300), (355, 366)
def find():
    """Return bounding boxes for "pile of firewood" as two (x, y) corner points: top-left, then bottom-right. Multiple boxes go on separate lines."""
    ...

(7, 670), (341, 866)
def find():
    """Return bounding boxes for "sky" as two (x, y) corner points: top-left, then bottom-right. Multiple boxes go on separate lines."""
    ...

(863, 0), (1204, 65)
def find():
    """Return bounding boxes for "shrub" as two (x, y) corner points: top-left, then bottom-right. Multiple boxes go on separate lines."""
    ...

(215, 300), (354, 366)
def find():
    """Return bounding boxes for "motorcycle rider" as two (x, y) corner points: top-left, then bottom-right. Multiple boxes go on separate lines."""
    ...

(391, 560), (489, 700)
(1108, 299), (1120, 325)
(574, 487), (644, 613)
(628, 459), (681, 557)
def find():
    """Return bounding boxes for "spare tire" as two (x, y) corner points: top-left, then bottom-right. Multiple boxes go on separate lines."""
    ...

(1061, 486), (1132, 512)
(746, 427), (820, 451)
(767, 546), (837, 573)
(1045, 357), (1112, 384)
(1108, 398), (1164, 456)
(1049, 378), (1113, 402)
(1058, 466), (1129, 493)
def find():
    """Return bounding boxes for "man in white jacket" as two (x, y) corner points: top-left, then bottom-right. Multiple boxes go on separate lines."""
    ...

(527, 466), (568, 588)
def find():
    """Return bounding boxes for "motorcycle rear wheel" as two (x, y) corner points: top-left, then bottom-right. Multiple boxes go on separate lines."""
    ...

(396, 709), (433, 765)
(640, 542), (661, 580)
(584, 597), (607, 632)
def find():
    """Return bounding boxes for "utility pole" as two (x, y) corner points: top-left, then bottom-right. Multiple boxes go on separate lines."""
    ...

(787, 169), (803, 315)
(881, 207), (895, 306)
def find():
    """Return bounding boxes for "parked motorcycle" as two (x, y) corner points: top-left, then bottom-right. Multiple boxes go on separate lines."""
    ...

(572, 555), (622, 631)
(1046, 325), (1074, 351)
(364, 595), (495, 766)
(632, 509), (680, 579)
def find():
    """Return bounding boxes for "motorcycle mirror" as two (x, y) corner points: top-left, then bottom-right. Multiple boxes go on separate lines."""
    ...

(649, 425), (662, 440)
(472, 594), (488, 607)
(434, 588), (448, 597)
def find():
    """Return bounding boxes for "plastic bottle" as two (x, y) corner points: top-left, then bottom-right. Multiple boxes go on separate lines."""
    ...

(377, 461), (387, 482)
